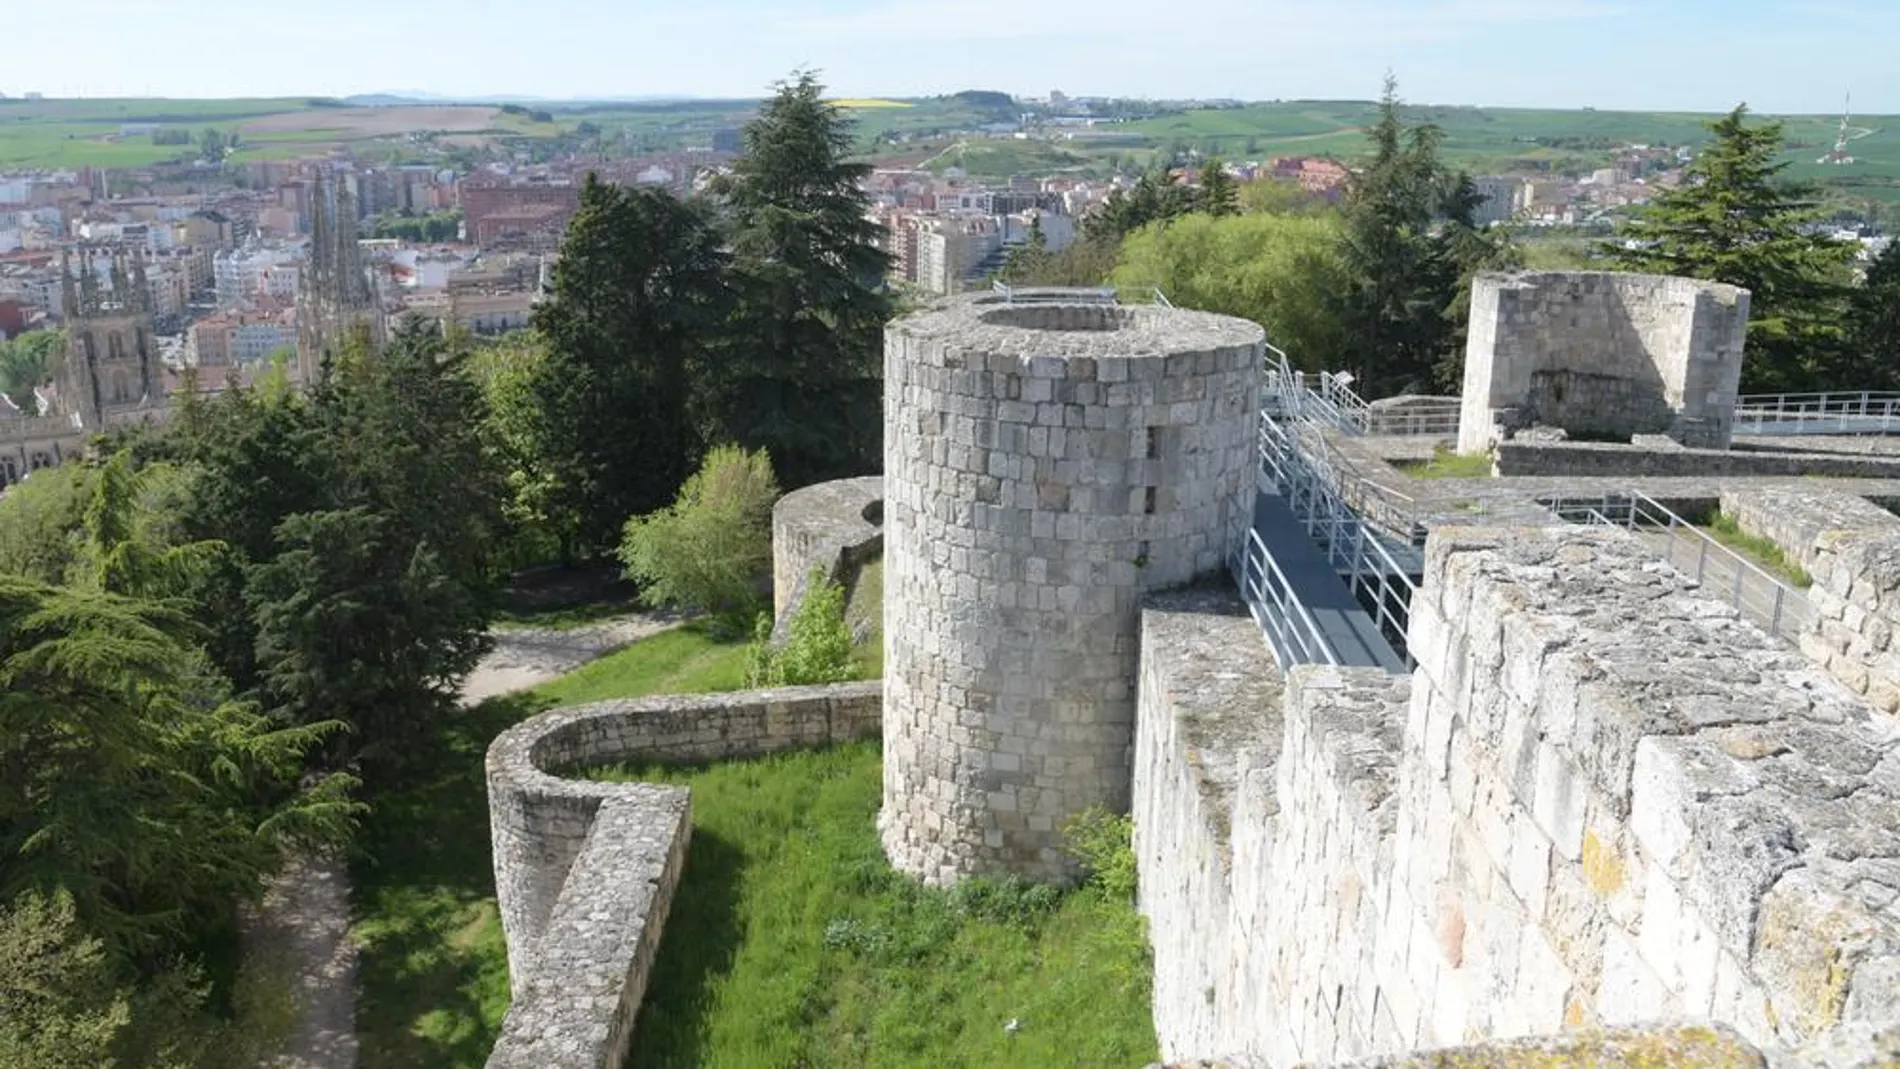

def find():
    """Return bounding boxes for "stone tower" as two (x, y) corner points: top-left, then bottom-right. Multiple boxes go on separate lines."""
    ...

(60, 247), (162, 431)
(881, 296), (1264, 885)
(296, 171), (385, 382)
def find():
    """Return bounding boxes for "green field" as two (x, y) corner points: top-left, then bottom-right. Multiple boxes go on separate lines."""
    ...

(3, 94), (1896, 204)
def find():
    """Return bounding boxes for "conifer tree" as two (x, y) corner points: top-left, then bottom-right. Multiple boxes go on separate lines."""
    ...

(533, 177), (732, 556)
(1334, 76), (1509, 395)
(708, 71), (894, 488)
(1197, 157), (1240, 218)
(1847, 240), (1900, 388)
(1608, 105), (1854, 392)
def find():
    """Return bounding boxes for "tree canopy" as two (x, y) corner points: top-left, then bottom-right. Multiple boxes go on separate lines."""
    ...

(1608, 105), (1856, 392)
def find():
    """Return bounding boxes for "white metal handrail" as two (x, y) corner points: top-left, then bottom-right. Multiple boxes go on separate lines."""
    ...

(1543, 491), (1815, 640)
(1733, 390), (1900, 437)
(1237, 527), (1343, 669)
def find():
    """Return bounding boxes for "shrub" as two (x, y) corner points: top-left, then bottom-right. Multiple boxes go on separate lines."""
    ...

(1063, 807), (1138, 902)
(746, 566), (858, 687)
(618, 445), (779, 624)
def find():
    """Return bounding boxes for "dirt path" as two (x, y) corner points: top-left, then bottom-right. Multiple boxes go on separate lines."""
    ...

(249, 852), (358, 1069)
(250, 612), (676, 1069)
(459, 612), (680, 704)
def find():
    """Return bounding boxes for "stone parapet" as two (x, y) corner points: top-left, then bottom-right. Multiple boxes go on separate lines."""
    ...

(1137, 525), (1900, 1069)
(1720, 488), (1900, 714)
(1494, 441), (1900, 480)
(484, 682), (882, 1068)
(769, 475), (883, 625)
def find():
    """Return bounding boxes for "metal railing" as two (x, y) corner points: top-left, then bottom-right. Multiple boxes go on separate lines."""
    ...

(1259, 412), (1421, 660)
(1733, 390), (1900, 436)
(1235, 527), (1343, 669)
(1543, 491), (1815, 640)
(987, 281), (1119, 304)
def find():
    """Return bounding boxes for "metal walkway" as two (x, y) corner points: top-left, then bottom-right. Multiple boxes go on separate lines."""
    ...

(1233, 348), (1420, 674)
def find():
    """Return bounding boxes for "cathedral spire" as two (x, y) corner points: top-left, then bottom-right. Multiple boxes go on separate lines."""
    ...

(130, 249), (151, 315)
(60, 249), (76, 319)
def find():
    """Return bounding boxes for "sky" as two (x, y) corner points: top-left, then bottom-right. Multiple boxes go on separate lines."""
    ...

(5, 0), (1897, 114)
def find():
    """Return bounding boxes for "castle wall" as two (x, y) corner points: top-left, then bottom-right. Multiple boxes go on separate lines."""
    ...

(881, 297), (1263, 884)
(769, 475), (883, 633)
(486, 682), (881, 1028)
(1721, 487), (1900, 715)
(1458, 272), (1748, 454)
(1493, 440), (1900, 479)
(1137, 525), (1900, 1069)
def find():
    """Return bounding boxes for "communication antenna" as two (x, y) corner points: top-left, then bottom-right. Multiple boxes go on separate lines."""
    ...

(1819, 91), (1857, 166)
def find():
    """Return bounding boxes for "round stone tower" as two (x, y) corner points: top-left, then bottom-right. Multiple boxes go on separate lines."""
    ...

(881, 297), (1265, 885)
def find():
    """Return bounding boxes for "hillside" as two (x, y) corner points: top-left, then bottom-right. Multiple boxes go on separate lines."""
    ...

(1, 94), (1893, 204)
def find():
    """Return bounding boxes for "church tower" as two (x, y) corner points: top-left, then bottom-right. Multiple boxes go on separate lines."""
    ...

(296, 172), (385, 383)
(60, 247), (162, 431)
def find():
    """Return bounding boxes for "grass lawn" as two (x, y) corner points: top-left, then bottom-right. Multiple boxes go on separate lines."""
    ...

(1703, 513), (1815, 589)
(350, 622), (754, 1068)
(595, 743), (1158, 1068)
(1404, 446), (1495, 480)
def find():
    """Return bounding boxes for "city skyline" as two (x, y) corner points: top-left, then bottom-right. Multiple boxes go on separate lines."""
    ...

(6, 0), (1897, 115)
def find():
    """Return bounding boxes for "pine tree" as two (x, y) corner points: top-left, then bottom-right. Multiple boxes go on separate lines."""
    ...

(1335, 76), (1510, 395)
(1847, 240), (1900, 388)
(1197, 157), (1240, 218)
(708, 71), (894, 488)
(1608, 105), (1854, 392)
(533, 176), (732, 556)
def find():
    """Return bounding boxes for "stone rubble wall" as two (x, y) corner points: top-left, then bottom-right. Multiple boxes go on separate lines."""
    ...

(769, 475), (884, 632)
(882, 297), (1263, 885)
(1293, 1023), (1766, 1069)
(1458, 272), (1748, 454)
(1138, 525), (1900, 1069)
(1494, 440), (1900, 480)
(485, 682), (882, 1068)
(1720, 488), (1900, 715)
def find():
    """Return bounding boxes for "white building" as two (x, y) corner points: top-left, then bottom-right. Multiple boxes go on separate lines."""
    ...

(915, 216), (1003, 296)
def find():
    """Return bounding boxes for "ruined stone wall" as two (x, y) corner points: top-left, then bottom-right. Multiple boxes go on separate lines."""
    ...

(1494, 440), (1900, 480)
(882, 297), (1262, 885)
(1721, 487), (1900, 715)
(770, 475), (883, 623)
(1137, 526), (1900, 1069)
(485, 682), (881, 1068)
(1457, 272), (1748, 453)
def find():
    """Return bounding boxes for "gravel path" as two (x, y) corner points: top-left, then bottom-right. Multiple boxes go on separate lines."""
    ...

(252, 611), (677, 1069)
(250, 852), (359, 1069)
(459, 612), (680, 704)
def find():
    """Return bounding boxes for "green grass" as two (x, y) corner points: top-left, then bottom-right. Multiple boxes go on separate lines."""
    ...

(846, 558), (885, 679)
(593, 743), (1158, 1068)
(1704, 513), (1815, 588)
(1406, 446), (1495, 479)
(351, 621), (753, 1068)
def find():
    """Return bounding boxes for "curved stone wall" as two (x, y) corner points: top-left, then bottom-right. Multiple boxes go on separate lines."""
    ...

(770, 475), (884, 631)
(485, 682), (881, 1068)
(881, 296), (1264, 884)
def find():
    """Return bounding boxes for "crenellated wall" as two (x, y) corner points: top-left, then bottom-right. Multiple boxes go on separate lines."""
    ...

(1137, 524), (1900, 1069)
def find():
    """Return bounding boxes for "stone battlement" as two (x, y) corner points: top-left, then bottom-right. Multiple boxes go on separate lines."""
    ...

(1139, 524), (1900, 1069)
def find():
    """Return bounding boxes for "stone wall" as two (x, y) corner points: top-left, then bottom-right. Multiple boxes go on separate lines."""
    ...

(770, 475), (884, 625)
(881, 297), (1263, 885)
(1720, 487), (1900, 714)
(485, 682), (881, 1068)
(1137, 525), (1900, 1069)
(1494, 440), (1900, 480)
(1458, 272), (1748, 454)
